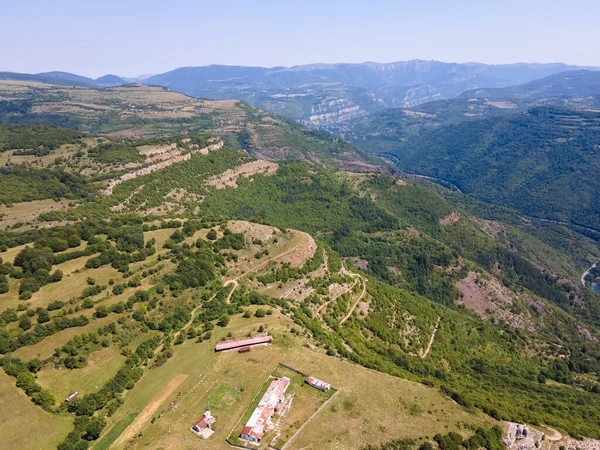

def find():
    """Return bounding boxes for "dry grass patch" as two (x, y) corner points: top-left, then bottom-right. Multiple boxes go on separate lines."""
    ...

(36, 347), (126, 402)
(0, 371), (73, 450)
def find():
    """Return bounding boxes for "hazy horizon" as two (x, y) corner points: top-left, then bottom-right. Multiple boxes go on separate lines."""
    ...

(14, 59), (598, 81)
(2, 0), (599, 78)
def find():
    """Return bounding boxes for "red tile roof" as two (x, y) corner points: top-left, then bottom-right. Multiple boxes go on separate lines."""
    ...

(215, 335), (272, 352)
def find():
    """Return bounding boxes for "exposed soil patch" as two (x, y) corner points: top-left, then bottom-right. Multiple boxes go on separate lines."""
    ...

(206, 160), (279, 189)
(457, 272), (536, 332)
(228, 220), (275, 242)
(343, 257), (368, 270)
(439, 212), (460, 226)
(278, 233), (317, 267)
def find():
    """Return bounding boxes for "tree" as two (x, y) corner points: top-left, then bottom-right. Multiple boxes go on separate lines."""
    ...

(19, 315), (32, 331)
(27, 358), (43, 373)
(255, 308), (266, 318)
(217, 315), (230, 327)
(206, 229), (217, 241)
(0, 274), (8, 294)
(83, 418), (105, 440)
(50, 270), (63, 283)
(13, 246), (54, 274)
(37, 308), (50, 324)
(115, 226), (144, 252)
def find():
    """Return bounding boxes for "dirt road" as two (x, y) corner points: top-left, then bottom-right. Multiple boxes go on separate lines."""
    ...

(581, 258), (600, 286)
(421, 316), (441, 358)
(110, 373), (188, 449)
(339, 264), (368, 325)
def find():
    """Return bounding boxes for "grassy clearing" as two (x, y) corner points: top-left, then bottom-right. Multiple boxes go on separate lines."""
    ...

(208, 383), (242, 412)
(94, 412), (138, 450)
(12, 315), (116, 360)
(0, 243), (27, 264)
(36, 347), (126, 402)
(28, 262), (121, 310)
(0, 370), (73, 450)
(0, 199), (72, 230)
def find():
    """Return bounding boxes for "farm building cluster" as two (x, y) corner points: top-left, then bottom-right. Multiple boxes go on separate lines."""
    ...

(191, 410), (216, 439)
(215, 336), (273, 353)
(240, 376), (291, 443)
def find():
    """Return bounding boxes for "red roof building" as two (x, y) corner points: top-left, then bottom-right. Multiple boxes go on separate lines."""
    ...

(240, 377), (290, 443)
(215, 335), (273, 352)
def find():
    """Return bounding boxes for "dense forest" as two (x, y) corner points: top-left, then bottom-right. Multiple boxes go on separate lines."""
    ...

(380, 107), (600, 228)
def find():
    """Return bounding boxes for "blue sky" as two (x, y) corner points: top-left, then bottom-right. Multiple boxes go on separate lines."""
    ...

(1, 0), (598, 78)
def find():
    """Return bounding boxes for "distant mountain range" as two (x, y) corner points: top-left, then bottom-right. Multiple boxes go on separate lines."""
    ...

(1, 60), (598, 126)
(336, 70), (600, 151)
(333, 70), (600, 228)
(0, 71), (127, 87)
(140, 61), (599, 126)
(460, 69), (600, 100)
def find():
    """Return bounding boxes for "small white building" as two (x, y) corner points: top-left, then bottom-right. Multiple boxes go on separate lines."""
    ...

(305, 376), (331, 392)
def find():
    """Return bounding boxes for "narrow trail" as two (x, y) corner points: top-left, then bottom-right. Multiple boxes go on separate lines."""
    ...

(222, 230), (312, 303)
(154, 292), (216, 355)
(223, 279), (238, 304)
(317, 278), (358, 314)
(421, 316), (441, 359)
(581, 258), (600, 286)
(339, 264), (368, 325)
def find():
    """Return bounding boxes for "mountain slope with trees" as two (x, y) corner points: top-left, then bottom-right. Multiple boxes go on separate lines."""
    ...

(383, 107), (600, 228)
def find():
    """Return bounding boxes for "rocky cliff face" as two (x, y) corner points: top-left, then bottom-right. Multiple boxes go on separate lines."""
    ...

(308, 99), (368, 126)
(139, 61), (596, 128)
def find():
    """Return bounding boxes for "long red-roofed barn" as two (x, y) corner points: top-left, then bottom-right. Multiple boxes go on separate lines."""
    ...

(305, 376), (331, 392)
(240, 377), (290, 443)
(215, 335), (272, 352)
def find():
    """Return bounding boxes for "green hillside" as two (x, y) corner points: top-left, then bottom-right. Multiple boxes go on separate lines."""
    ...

(460, 69), (600, 100)
(378, 107), (600, 229)
(0, 85), (599, 449)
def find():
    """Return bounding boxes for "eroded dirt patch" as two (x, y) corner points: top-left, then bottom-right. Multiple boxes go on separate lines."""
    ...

(457, 271), (536, 332)
(206, 160), (279, 189)
(440, 212), (460, 226)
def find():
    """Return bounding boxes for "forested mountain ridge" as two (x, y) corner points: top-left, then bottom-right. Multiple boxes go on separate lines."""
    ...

(138, 61), (598, 126)
(333, 70), (600, 153)
(1, 133), (600, 444)
(377, 107), (600, 229)
(460, 69), (600, 101)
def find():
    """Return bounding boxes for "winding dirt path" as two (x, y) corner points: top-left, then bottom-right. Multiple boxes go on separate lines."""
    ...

(222, 230), (313, 303)
(317, 279), (358, 314)
(339, 265), (368, 325)
(223, 279), (239, 304)
(581, 258), (600, 286)
(421, 316), (441, 359)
